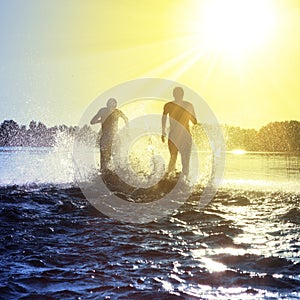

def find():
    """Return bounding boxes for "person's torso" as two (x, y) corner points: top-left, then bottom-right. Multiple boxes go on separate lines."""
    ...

(165, 101), (194, 133)
(101, 109), (121, 137)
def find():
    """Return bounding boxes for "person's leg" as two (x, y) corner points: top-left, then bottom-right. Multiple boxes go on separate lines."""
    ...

(100, 136), (112, 172)
(100, 147), (110, 171)
(181, 135), (192, 177)
(167, 139), (178, 175)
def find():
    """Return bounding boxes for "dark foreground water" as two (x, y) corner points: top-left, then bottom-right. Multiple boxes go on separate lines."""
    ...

(1, 184), (299, 299)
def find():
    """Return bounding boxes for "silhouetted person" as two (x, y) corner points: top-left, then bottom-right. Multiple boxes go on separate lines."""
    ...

(91, 98), (128, 172)
(161, 87), (197, 178)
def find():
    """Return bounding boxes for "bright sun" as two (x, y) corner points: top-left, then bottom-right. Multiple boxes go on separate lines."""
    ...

(194, 0), (277, 60)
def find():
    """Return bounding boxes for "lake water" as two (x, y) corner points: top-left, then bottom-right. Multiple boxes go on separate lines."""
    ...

(0, 146), (298, 192)
(0, 146), (299, 299)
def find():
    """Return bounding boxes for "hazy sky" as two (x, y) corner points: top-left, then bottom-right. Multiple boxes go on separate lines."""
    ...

(1, 0), (299, 129)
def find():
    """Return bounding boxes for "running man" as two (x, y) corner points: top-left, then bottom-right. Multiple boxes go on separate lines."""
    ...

(91, 98), (128, 172)
(161, 87), (197, 178)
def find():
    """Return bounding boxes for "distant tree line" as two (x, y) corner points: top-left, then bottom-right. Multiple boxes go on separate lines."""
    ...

(222, 120), (300, 152)
(0, 120), (96, 147)
(192, 120), (300, 153)
(0, 119), (299, 152)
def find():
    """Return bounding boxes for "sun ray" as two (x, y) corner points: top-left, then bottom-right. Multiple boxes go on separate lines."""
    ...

(142, 38), (209, 79)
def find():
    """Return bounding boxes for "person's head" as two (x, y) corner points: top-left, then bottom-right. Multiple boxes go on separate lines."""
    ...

(173, 87), (184, 101)
(106, 98), (117, 110)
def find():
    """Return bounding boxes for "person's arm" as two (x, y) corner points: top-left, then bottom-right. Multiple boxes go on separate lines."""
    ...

(190, 103), (197, 125)
(119, 110), (129, 127)
(90, 110), (102, 125)
(161, 105), (168, 143)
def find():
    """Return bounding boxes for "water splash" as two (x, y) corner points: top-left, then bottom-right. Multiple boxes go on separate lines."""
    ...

(0, 131), (76, 186)
(1, 132), (299, 195)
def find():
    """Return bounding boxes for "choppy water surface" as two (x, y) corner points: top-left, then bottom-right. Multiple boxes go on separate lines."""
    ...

(0, 147), (299, 299)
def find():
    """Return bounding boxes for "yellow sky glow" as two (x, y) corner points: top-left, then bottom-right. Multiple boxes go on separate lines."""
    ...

(2, 0), (299, 129)
(193, 0), (278, 60)
(61, 0), (299, 129)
